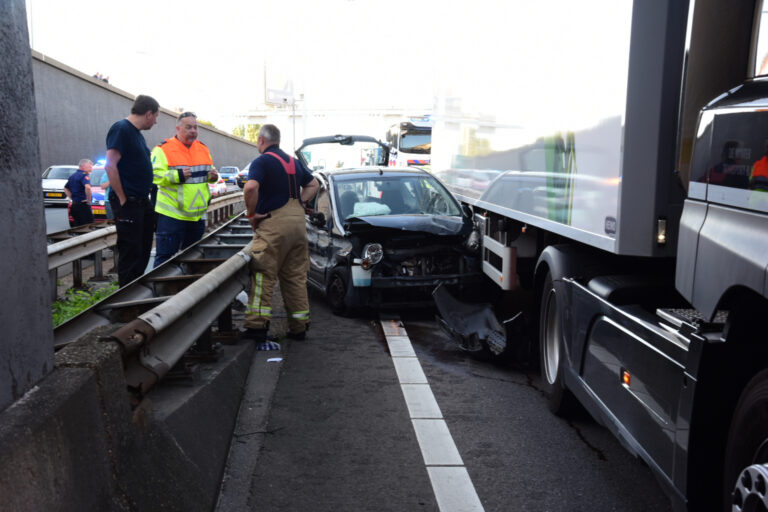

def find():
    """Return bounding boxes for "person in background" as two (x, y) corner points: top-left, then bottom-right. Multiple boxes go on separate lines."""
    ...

(105, 94), (159, 287)
(64, 158), (94, 226)
(151, 111), (218, 267)
(242, 124), (319, 350)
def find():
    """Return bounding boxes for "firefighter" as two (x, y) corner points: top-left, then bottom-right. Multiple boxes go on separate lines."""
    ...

(242, 124), (319, 349)
(151, 111), (218, 267)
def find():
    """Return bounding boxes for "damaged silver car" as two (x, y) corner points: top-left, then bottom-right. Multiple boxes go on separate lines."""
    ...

(296, 135), (482, 315)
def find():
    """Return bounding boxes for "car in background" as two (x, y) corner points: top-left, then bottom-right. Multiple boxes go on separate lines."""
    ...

(66, 166), (108, 227)
(209, 176), (227, 197)
(296, 135), (481, 315)
(236, 164), (250, 188)
(42, 165), (78, 205)
(218, 166), (239, 184)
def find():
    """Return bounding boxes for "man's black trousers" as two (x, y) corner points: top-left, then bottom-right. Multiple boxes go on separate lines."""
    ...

(113, 198), (155, 287)
(70, 201), (94, 227)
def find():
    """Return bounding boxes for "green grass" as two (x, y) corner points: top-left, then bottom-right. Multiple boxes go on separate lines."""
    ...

(52, 282), (118, 327)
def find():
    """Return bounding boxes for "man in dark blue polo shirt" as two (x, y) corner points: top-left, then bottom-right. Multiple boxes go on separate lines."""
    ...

(64, 158), (94, 226)
(105, 94), (159, 287)
(242, 124), (319, 349)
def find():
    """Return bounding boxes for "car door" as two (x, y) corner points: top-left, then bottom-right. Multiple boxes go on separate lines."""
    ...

(305, 179), (333, 287)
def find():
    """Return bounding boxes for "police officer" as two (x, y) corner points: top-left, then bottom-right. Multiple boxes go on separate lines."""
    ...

(64, 159), (94, 226)
(242, 124), (319, 349)
(151, 111), (218, 267)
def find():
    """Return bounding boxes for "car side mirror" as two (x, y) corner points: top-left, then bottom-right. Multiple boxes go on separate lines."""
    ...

(310, 212), (326, 228)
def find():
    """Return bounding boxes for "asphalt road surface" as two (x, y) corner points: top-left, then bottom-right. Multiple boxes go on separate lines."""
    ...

(218, 293), (673, 512)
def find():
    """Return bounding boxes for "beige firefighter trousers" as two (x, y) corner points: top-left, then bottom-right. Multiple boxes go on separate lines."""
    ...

(245, 199), (310, 333)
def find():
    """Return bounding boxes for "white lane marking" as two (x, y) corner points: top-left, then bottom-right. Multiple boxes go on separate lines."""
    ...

(386, 336), (416, 357)
(427, 467), (485, 512)
(412, 419), (464, 466)
(392, 357), (429, 384)
(401, 384), (443, 419)
(381, 318), (407, 336)
(382, 315), (484, 512)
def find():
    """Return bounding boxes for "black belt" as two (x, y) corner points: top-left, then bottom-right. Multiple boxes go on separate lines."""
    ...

(126, 196), (149, 205)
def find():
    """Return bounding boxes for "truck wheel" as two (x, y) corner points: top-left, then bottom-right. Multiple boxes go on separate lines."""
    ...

(327, 268), (350, 316)
(723, 369), (768, 512)
(539, 272), (577, 416)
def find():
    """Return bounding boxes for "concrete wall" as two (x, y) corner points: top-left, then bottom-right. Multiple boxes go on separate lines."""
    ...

(0, 0), (54, 412)
(32, 51), (259, 172)
(0, 332), (254, 511)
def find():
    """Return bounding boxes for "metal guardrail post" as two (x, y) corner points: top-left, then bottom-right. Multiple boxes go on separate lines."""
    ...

(72, 260), (83, 289)
(93, 249), (104, 280)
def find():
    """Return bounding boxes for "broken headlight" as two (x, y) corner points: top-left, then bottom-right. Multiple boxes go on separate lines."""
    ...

(362, 242), (383, 269)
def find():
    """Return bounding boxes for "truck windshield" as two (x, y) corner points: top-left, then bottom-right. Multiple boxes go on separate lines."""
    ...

(400, 131), (432, 153)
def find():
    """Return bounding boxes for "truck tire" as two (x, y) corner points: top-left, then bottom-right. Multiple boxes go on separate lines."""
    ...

(539, 272), (578, 416)
(327, 268), (351, 316)
(723, 369), (768, 512)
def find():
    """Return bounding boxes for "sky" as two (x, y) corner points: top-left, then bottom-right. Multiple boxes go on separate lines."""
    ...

(25, 0), (633, 140)
(25, 0), (438, 132)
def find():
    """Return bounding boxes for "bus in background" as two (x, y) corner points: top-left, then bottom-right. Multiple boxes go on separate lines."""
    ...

(385, 115), (432, 168)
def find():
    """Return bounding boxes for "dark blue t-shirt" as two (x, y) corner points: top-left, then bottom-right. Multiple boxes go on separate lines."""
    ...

(65, 169), (91, 202)
(106, 119), (152, 199)
(248, 145), (313, 214)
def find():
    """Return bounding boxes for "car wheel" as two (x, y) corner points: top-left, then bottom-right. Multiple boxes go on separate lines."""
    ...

(327, 268), (350, 316)
(723, 369), (768, 511)
(539, 271), (578, 416)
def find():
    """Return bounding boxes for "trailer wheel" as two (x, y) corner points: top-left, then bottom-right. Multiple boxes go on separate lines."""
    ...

(539, 272), (577, 416)
(723, 369), (768, 512)
(327, 268), (351, 316)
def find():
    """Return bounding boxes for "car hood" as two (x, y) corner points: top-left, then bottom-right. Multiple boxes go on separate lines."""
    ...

(42, 178), (68, 188)
(344, 215), (468, 236)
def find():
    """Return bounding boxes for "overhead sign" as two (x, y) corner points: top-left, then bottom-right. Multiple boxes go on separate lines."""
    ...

(266, 88), (294, 106)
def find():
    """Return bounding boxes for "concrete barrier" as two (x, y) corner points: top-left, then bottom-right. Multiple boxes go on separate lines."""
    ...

(0, 327), (254, 511)
(32, 51), (259, 172)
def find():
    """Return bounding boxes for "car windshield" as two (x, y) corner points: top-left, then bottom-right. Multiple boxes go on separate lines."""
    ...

(42, 166), (76, 179)
(220, 167), (237, 174)
(299, 140), (386, 171)
(333, 174), (461, 219)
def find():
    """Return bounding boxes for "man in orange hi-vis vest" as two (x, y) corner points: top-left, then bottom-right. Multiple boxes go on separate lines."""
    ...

(151, 111), (219, 267)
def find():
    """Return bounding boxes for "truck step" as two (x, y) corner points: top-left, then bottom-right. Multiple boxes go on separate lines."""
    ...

(656, 308), (728, 334)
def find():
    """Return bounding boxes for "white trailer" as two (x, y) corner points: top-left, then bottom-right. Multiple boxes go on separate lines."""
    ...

(431, 1), (768, 510)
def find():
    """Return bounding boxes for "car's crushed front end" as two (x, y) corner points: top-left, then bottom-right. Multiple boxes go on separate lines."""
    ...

(343, 216), (482, 307)
(327, 166), (483, 309)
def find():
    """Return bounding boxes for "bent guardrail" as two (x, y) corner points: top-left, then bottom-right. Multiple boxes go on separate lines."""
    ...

(107, 246), (250, 400)
(53, 215), (254, 404)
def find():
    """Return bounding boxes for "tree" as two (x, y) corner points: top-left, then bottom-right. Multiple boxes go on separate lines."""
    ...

(232, 123), (262, 144)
